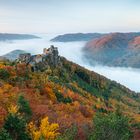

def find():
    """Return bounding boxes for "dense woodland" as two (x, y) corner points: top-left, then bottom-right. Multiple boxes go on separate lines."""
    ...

(0, 57), (140, 140)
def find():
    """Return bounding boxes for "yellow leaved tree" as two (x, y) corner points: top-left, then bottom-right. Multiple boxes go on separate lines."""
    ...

(8, 105), (19, 114)
(28, 116), (59, 140)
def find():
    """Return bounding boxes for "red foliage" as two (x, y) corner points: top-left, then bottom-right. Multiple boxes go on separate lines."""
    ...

(0, 107), (7, 127)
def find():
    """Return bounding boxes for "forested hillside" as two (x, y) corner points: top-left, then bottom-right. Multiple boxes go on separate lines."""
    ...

(0, 57), (140, 140)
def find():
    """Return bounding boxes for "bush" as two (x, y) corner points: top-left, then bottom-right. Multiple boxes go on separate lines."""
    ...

(0, 128), (12, 140)
(56, 125), (77, 140)
(89, 112), (133, 140)
(3, 113), (31, 140)
(0, 69), (10, 80)
(18, 95), (32, 121)
(54, 90), (72, 104)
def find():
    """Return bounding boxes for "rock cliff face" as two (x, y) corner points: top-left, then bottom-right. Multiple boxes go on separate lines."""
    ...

(83, 32), (140, 68)
(18, 45), (60, 71)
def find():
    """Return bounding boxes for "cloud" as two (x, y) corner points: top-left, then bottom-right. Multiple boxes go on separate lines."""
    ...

(1, 34), (140, 92)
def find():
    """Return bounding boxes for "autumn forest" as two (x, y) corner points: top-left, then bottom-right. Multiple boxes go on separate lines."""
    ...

(0, 55), (140, 140)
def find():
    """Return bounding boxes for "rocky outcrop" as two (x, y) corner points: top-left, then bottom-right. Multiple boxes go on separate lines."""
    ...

(18, 45), (60, 71)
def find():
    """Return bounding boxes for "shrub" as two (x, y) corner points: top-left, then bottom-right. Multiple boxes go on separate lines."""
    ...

(56, 125), (77, 140)
(89, 112), (133, 140)
(28, 116), (59, 140)
(18, 95), (32, 121)
(3, 113), (31, 140)
(0, 128), (12, 140)
(54, 90), (72, 104)
(0, 69), (10, 80)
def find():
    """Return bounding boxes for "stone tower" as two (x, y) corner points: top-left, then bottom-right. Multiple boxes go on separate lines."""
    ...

(47, 45), (59, 66)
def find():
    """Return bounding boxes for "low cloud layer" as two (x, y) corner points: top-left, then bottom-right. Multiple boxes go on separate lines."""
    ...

(0, 34), (140, 92)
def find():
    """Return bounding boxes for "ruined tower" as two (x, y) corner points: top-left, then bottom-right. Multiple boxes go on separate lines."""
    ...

(18, 45), (60, 71)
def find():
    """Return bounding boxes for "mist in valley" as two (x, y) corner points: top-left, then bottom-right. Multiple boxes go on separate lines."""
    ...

(0, 34), (140, 92)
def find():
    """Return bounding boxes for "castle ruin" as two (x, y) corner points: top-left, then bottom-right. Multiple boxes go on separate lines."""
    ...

(18, 45), (60, 71)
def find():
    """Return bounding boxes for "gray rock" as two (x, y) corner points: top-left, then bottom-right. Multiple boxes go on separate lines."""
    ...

(17, 45), (60, 71)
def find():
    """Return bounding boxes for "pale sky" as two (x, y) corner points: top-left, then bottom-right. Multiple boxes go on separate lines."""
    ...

(0, 0), (140, 34)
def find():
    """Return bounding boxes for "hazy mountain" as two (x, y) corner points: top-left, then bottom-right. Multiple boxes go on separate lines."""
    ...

(83, 32), (140, 68)
(0, 33), (40, 41)
(50, 33), (105, 42)
(0, 50), (26, 60)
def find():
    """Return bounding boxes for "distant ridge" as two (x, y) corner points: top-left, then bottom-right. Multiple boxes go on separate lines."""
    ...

(83, 32), (140, 68)
(0, 33), (40, 41)
(0, 50), (27, 60)
(50, 33), (105, 42)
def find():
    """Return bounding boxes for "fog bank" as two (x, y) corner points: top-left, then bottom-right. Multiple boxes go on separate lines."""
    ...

(0, 34), (140, 92)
